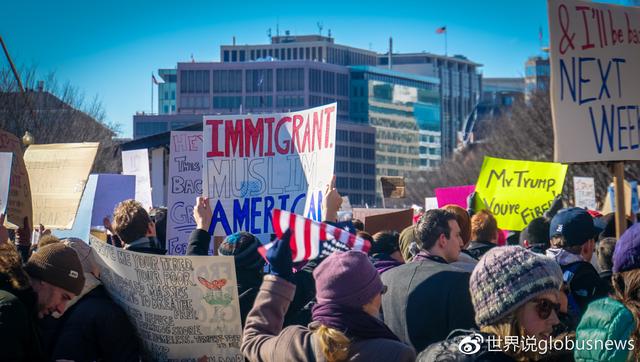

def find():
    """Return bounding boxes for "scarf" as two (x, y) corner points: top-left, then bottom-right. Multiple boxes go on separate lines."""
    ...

(311, 303), (400, 341)
(370, 254), (403, 274)
(411, 250), (448, 264)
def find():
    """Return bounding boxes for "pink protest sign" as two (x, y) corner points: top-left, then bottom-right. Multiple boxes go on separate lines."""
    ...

(435, 185), (475, 208)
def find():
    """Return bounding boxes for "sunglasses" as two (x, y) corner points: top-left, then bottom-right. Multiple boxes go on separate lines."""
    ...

(381, 285), (388, 295)
(534, 298), (561, 320)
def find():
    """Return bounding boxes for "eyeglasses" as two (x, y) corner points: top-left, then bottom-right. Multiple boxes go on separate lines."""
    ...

(534, 298), (561, 320)
(381, 285), (388, 295)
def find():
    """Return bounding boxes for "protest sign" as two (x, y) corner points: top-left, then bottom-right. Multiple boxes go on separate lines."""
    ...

(425, 197), (438, 210)
(474, 156), (568, 231)
(167, 131), (205, 255)
(380, 176), (406, 198)
(602, 180), (640, 218)
(203, 104), (336, 242)
(573, 176), (597, 210)
(24, 142), (98, 229)
(122, 149), (153, 210)
(91, 238), (242, 361)
(435, 185), (475, 208)
(53, 174), (99, 241)
(364, 209), (413, 235)
(0, 130), (31, 228)
(548, 0), (640, 163)
(90, 174), (136, 226)
(0, 152), (12, 214)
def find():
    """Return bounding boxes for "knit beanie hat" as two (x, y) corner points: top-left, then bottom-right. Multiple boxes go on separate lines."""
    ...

(63, 238), (100, 277)
(313, 250), (383, 308)
(218, 232), (264, 270)
(612, 223), (640, 273)
(24, 243), (86, 295)
(470, 245), (563, 327)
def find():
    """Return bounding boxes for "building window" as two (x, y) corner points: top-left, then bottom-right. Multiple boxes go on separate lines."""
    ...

(322, 71), (335, 94)
(350, 163), (362, 173)
(212, 70), (242, 93)
(363, 164), (375, 175)
(276, 95), (304, 108)
(163, 105), (169, 113)
(336, 161), (349, 173)
(349, 147), (362, 158)
(212, 96), (242, 109)
(245, 95), (273, 108)
(309, 69), (322, 92)
(337, 73), (349, 96)
(349, 131), (361, 143)
(363, 148), (374, 158)
(350, 178), (361, 190)
(246, 69), (273, 92)
(336, 177), (349, 189)
(336, 130), (348, 142)
(232, 50), (237, 62)
(180, 70), (210, 93)
(136, 122), (168, 137)
(223, 50), (229, 62)
(239, 50), (245, 62)
(276, 68), (304, 91)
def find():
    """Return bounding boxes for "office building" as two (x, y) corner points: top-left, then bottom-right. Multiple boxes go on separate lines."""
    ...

(524, 56), (550, 101)
(158, 69), (177, 114)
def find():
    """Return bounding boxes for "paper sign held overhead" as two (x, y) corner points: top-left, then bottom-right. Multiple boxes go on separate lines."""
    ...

(380, 176), (406, 198)
(202, 104), (337, 242)
(0, 130), (32, 229)
(435, 185), (475, 208)
(24, 142), (99, 229)
(573, 176), (597, 210)
(0, 152), (13, 215)
(548, 0), (640, 162)
(474, 156), (568, 231)
(122, 149), (153, 210)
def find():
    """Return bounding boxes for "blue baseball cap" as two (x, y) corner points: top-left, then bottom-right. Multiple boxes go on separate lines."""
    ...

(549, 208), (598, 246)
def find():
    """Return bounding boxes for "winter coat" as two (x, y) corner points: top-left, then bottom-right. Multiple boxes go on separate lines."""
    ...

(0, 245), (44, 361)
(125, 236), (166, 255)
(241, 274), (416, 362)
(465, 240), (496, 260)
(419, 330), (516, 361)
(371, 254), (404, 275)
(38, 275), (140, 362)
(451, 251), (479, 273)
(381, 256), (476, 352)
(574, 297), (635, 362)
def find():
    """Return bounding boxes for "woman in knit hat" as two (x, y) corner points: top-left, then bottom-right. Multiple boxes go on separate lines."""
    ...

(419, 246), (565, 361)
(242, 231), (415, 361)
(574, 223), (640, 362)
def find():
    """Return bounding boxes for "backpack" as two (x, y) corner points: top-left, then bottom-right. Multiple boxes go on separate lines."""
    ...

(561, 261), (608, 319)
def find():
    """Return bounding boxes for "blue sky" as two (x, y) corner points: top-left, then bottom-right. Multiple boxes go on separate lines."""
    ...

(0, 0), (633, 138)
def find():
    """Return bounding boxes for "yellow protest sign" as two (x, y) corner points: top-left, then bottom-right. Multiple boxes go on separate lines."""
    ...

(474, 157), (568, 231)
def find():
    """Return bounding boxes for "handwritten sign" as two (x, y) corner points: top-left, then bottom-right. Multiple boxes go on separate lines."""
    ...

(573, 176), (596, 210)
(0, 152), (12, 214)
(24, 143), (99, 229)
(167, 131), (205, 255)
(0, 130), (32, 229)
(203, 104), (336, 242)
(474, 156), (568, 231)
(548, 0), (640, 162)
(602, 180), (640, 218)
(122, 149), (153, 210)
(91, 237), (243, 361)
(435, 185), (475, 208)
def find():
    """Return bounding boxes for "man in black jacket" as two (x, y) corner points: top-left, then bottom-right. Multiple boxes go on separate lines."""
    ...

(381, 209), (476, 353)
(0, 241), (85, 361)
(112, 199), (166, 255)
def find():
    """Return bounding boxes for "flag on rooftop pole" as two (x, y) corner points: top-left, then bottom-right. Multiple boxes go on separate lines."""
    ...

(258, 209), (371, 263)
(436, 26), (446, 34)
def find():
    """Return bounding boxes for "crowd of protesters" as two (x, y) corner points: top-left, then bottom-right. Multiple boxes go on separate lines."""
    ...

(2, 180), (640, 362)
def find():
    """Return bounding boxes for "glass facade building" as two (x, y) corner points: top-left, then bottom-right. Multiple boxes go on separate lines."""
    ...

(524, 56), (550, 101)
(158, 69), (177, 114)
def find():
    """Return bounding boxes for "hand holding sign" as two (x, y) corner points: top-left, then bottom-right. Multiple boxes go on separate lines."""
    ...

(322, 175), (342, 223)
(194, 196), (212, 232)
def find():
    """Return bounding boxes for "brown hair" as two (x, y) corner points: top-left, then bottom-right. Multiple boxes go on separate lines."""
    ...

(112, 199), (151, 244)
(471, 210), (498, 243)
(0, 242), (30, 290)
(612, 269), (640, 359)
(37, 235), (60, 249)
(315, 325), (351, 362)
(443, 205), (471, 247)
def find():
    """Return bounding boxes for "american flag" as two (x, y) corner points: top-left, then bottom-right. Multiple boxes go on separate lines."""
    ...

(152, 74), (159, 85)
(259, 209), (371, 262)
(436, 26), (446, 34)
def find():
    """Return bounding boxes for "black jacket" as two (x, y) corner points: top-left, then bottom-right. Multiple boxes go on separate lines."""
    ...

(464, 240), (496, 260)
(39, 285), (140, 362)
(419, 330), (516, 361)
(381, 257), (476, 352)
(126, 236), (167, 255)
(0, 276), (44, 361)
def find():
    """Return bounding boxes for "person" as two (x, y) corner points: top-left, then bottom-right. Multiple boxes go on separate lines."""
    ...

(111, 199), (166, 255)
(241, 231), (416, 361)
(188, 196), (264, 326)
(420, 246), (566, 361)
(596, 237), (616, 291)
(0, 241), (85, 361)
(546, 208), (609, 319)
(465, 210), (499, 260)
(149, 206), (168, 251)
(368, 230), (404, 274)
(381, 209), (476, 352)
(443, 205), (477, 273)
(38, 238), (140, 361)
(398, 224), (418, 262)
(574, 224), (640, 362)
(519, 217), (551, 254)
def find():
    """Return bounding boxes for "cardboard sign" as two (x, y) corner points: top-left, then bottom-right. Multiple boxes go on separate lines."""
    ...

(203, 104), (337, 242)
(548, 0), (640, 162)
(0, 152), (12, 214)
(363, 209), (413, 235)
(90, 174), (136, 226)
(602, 180), (640, 218)
(380, 176), (406, 198)
(0, 130), (32, 229)
(91, 238), (242, 361)
(435, 185), (475, 208)
(53, 174), (99, 241)
(474, 156), (568, 231)
(573, 176), (597, 210)
(122, 149), (153, 210)
(167, 131), (206, 255)
(24, 143), (99, 229)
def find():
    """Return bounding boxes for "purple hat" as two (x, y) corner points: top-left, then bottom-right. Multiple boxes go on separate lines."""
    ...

(612, 223), (640, 273)
(313, 250), (383, 308)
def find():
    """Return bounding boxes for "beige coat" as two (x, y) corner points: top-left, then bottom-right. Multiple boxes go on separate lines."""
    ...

(242, 275), (416, 362)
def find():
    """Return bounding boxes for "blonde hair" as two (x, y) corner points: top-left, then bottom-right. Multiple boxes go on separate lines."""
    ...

(314, 325), (351, 362)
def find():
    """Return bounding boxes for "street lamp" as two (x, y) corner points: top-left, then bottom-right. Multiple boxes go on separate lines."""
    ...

(22, 131), (34, 146)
